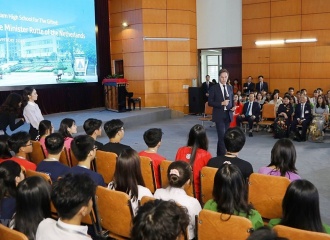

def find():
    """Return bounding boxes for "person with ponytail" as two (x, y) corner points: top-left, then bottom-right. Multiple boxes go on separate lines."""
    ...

(154, 161), (201, 240)
(175, 124), (212, 201)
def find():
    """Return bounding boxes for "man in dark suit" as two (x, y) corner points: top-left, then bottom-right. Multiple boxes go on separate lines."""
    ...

(201, 75), (214, 103)
(236, 93), (261, 137)
(255, 75), (268, 93)
(290, 95), (312, 142)
(208, 69), (234, 156)
(243, 76), (255, 94)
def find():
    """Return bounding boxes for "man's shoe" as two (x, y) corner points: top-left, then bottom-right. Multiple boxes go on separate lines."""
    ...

(249, 132), (253, 137)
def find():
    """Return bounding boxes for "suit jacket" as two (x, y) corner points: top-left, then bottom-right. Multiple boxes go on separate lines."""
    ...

(243, 82), (255, 94)
(201, 81), (214, 102)
(293, 103), (312, 121)
(255, 82), (268, 92)
(242, 101), (261, 121)
(208, 83), (234, 122)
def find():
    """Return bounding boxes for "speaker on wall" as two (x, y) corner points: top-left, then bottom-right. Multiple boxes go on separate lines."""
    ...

(188, 87), (204, 114)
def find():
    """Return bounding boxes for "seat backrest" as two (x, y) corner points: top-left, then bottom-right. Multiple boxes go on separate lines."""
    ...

(95, 151), (117, 184)
(262, 104), (276, 119)
(200, 167), (217, 206)
(29, 141), (46, 165)
(95, 186), (133, 239)
(197, 209), (253, 240)
(140, 196), (156, 206)
(139, 156), (156, 193)
(0, 224), (28, 240)
(204, 102), (213, 115)
(69, 148), (79, 167)
(59, 148), (71, 167)
(159, 160), (194, 197)
(248, 173), (290, 219)
(273, 225), (330, 240)
(26, 169), (52, 184)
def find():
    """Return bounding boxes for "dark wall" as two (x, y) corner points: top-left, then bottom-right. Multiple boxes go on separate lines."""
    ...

(0, 0), (111, 115)
(222, 47), (242, 84)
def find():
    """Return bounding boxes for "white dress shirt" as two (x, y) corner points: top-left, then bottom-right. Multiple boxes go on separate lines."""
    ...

(154, 187), (202, 239)
(36, 218), (91, 240)
(23, 101), (44, 129)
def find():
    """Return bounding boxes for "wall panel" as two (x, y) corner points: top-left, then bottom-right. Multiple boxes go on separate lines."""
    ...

(302, 0), (330, 14)
(242, 63), (270, 80)
(269, 79), (300, 94)
(142, 0), (166, 9)
(144, 52), (168, 65)
(271, 0), (301, 17)
(242, 2), (270, 19)
(301, 46), (330, 63)
(271, 16), (301, 33)
(167, 10), (196, 24)
(168, 52), (196, 66)
(270, 47), (301, 63)
(270, 63), (300, 79)
(302, 13), (330, 31)
(144, 66), (168, 80)
(242, 48), (270, 64)
(243, 18), (270, 34)
(144, 80), (168, 94)
(243, 0), (269, 4)
(168, 66), (197, 79)
(142, 9), (166, 23)
(144, 94), (168, 107)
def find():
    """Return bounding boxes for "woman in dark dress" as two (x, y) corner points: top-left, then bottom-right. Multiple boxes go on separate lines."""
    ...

(0, 93), (25, 135)
(274, 95), (293, 138)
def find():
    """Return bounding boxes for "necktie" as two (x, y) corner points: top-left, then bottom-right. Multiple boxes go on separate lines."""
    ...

(301, 104), (304, 118)
(207, 82), (209, 90)
(246, 103), (252, 116)
(260, 82), (263, 90)
(223, 85), (228, 99)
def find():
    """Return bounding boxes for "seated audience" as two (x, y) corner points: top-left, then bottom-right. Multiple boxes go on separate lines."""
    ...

(70, 135), (105, 186)
(36, 133), (70, 182)
(36, 173), (96, 240)
(0, 93), (25, 136)
(0, 135), (12, 160)
(108, 149), (153, 215)
(269, 92), (283, 112)
(269, 179), (330, 234)
(274, 95), (293, 138)
(175, 124), (212, 201)
(154, 161), (201, 239)
(237, 92), (261, 137)
(138, 128), (166, 188)
(207, 127), (253, 182)
(258, 139), (301, 181)
(0, 161), (25, 225)
(131, 199), (190, 240)
(229, 94), (244, 128)
(309, 95), (329, 142)
(58, 118), (77, 152)
(204, 163), (263, 230)
(3, 131), (36, 171)
(83, 118), (104, 149)
(290, 95), (312, 142)
(12, 176), (51, 240)
(310, 89), (319, 106)
(101, 119), (132, 155)
(38, 120), (53, 156)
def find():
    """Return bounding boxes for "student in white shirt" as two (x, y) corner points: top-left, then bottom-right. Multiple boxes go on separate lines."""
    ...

(108, 149), (153, 215)
(23, 87), (44, 140)
(36, 173), (96, 240)
(154, 161), (202, 240)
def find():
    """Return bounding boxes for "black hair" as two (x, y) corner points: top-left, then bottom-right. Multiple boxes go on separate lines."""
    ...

(0, 160), (22, 200)
(280, 179), (324, 233)
(224, 127), (246, 153)
(247, 226), (288, 240)
(0, 135), (12, 159)
(71, 135), (95, 161)
(45, 133), (64, 155)
(219, 68), (229, 76)
(167, 161), (192, 188)
(258, 75), (264, 79)
(8, 131), (31, 153)
(83, 118), (102, 136)
(267, 139), (298, 177)
(283, 95), (291, 101)
(143, 128), (163, 148)
(15, 176), (51, 240)
(104, 119), (124, 139)
(113, 149), (145, 201)
(288, 87), (294, 91)
(212, 164), (252, 218)
(0, 93), (22, 115)
(58, 118), (75, 138)
(51, 173), (96, 220)
(22, 87), (35, 108)
(131, 199), (189, 240)
(186, 124), (208, 166)
(38, 120), (52, 137)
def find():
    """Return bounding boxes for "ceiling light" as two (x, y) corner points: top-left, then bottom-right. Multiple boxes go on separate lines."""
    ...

(122, 22), (128, 27)
(285, 38), (317, 43)
(255, 40), (285, 45)
(143, 37), (190, 41)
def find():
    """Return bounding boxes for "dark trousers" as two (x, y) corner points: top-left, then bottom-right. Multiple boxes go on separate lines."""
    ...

(237, 115), (256, 130)
(29, 125), (39, 141)
(215, 111), (230, 156)
(290, 119), (311, 140)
